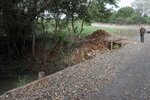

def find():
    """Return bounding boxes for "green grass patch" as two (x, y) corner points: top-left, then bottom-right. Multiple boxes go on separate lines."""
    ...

(38, 19), (139, 37)
(113, 44), (120, 49)
(81, 26), (119, 35)
(82, 26), (139, 36)
(15, 75), (30, 87)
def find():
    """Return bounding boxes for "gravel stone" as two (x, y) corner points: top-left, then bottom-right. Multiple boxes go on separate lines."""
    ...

(0, 34), (149, 100)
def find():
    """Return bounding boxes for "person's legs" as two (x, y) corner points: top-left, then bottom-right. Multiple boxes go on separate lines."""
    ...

(141, 34), (144, 43)
(143, 34), (144, 43)
(140, 34), (142, 42)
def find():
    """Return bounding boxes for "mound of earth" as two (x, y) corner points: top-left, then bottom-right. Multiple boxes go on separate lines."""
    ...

(86, 29), (111, 39)
(73, 29), (111, 62)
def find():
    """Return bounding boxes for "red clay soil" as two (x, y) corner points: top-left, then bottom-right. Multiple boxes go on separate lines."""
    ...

(86, 29), (111, 39)
(88, 40), (106, 51)
(29, 29), (111, 73)
(73, 29), (111, 62)
(84, 29), (111, 52)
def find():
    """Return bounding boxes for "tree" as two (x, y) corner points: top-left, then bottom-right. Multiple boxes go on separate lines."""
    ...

(0, 0), (120, 67)
(108, 6), (150, 25)
(116, 7), (134, 18)
(132, 0), (150, 16)
(0, 0), (53, 58)
(47, 0), (119, 41)
(87, 0), (118, 23)
(108, 7), (135, 24)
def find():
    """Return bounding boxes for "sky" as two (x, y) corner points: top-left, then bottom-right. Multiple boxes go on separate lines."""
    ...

(118, 0), (135, 8)
(107, 0), (135, 11)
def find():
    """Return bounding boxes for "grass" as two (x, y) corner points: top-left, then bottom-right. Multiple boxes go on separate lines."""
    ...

(82, 26), (139, 37)
(44, 20), (120, 35)
(15, 75), (30, 87)
(82, 26), (119, 35)
(38, 19), (139, 37)
(113, 44), (120, 49)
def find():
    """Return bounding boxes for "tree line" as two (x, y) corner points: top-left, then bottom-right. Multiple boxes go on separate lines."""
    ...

(0, 0), (149, 63)
(108, 6), (150, 25)
(1, 0), (150, 76)
(0, 0), (118, 63)
(96, 0), (150, 24)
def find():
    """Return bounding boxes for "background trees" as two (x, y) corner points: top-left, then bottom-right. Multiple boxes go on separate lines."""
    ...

(1, 0), (150, 61)
(0, 0), (119, 73)
(0, 0), (53, 58)
(1, 0), (150, 77)
(108, 5), (150, 25)
(131, 0), (150, 16)
(131, 0), (150, 25)
(1, 0), (149, 62)
(112, 7), (135, 24)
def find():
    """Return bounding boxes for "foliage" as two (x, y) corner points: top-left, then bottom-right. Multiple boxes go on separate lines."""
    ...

(110, 7), (135, 24)
(0, 0), (120, 75)
(113, 44), (119, 49)
(116, 7), (134, 18)
(88, 2), (112, 23)
(15, 75), (30, 87)
(131, 0), (150, 16)
(0, 0), (119, 54)
(0, 0), (53, 58)
(109, 6), (150, 25)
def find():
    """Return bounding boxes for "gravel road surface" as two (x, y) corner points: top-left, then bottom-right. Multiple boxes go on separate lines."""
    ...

(92, 34), (150, 100)
(0, 34), (149, 100)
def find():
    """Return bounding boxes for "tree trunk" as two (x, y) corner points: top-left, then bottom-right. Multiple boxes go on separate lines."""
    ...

(54, 19), (58, 35)
(21, 31), (26, 58)
(7, 33), (11, 63)
(79, 20), (84, 35)
(66, 17), (71, 34)
(71, 14), (75, 42)
(32, 32), (35, 56)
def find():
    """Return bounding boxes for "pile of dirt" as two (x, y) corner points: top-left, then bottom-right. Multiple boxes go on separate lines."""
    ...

(72, 29), (112, 62)
(86, 29), (111, 39)
(88, 40), (107, 51)
(73, 39), (109, 62)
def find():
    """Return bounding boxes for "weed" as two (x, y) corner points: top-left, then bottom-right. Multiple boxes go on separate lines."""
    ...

(15, 75), (30, 87)
(113, 44), (119, 49)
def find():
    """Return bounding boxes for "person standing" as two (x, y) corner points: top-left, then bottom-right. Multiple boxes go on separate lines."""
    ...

(140, 26), (146, 43)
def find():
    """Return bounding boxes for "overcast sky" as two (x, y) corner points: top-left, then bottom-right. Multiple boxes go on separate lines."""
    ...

(118, 0), (135, 8)
(107, 0), (135, 11)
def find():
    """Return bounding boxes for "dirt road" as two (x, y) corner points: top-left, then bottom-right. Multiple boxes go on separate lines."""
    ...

(92, 34), (150, 99)
(92, 23), (150, 29)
